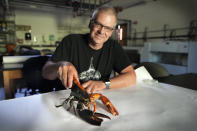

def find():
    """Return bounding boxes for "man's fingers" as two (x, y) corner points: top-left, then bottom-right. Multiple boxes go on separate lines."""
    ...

(82, 81), (90, 88)
(82, 81), (106, 93)
(61, 66), (68, 88)
(57, 67), (62, 80)
(90, 86), (95, 93)
(86, 87), (91, 93)
(67, 71), (73, 88)
(57, 62), (78, 89)
(82, 81), (95, 93)
(73, 73), (79, 82)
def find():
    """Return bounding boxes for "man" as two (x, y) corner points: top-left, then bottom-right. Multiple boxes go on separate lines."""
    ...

(42, 6), (136, 93)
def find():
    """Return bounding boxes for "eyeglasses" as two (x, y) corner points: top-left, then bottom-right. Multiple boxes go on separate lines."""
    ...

(93, 21), (115, 32)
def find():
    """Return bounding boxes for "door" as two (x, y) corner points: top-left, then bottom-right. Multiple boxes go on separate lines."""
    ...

(119, 23), (127, 46)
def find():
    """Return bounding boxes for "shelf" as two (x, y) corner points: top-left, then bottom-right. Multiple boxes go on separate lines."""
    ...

(0, 20), (15, 23)
(22, 44), (57, 47)
(0, 20), (16, 45)
(0, 10), (16, 55)
(0, 31), (15, 34)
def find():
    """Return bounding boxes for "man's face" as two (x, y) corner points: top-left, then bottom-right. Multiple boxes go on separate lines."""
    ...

(89, 12), (116, 47)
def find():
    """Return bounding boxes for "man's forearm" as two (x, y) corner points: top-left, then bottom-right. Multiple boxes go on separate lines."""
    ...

(110, 66), (136, 89)
(42, 61), (60, 80)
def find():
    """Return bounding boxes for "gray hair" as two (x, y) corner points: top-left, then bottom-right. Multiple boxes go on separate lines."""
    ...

(91, 5), (117, 24)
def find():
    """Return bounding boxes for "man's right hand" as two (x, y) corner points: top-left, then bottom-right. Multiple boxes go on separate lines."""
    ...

(57, 62), (78, 89)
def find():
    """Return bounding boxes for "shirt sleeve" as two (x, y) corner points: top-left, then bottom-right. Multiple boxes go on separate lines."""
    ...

(113, 42), (131, 73)
(50, 35), (72, 62)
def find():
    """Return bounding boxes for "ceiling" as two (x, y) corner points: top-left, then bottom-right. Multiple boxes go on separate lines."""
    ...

(3, 0), (157, 15)
(7, 0), (156, 10)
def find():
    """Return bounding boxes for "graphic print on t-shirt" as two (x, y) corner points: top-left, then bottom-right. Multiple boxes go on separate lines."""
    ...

(79, 57), (101, 82)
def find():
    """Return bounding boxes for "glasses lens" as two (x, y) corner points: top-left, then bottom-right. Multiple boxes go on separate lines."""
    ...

(93, 21), (114, 32)
(105, 26), (114, 31)
(94, 21), (101, 28)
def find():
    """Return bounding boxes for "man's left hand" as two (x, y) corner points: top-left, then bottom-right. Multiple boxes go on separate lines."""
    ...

(82, 80), (106, 93)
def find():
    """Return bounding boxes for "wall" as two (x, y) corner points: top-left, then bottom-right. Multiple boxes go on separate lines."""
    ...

(192, 0), (197, 19)
(15, 6), (90, 45)
(14, 0), (196, 46)
(117, 0), (196, 46)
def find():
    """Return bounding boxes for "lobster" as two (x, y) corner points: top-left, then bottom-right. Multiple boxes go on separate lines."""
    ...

(56, 77), (119, 126)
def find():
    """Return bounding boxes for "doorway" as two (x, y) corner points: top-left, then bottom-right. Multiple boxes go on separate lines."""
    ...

(119, 23), (127, 46)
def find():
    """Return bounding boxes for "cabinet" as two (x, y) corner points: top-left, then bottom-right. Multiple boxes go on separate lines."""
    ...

(141, 41), (197, 75)
(0, 11), (16, 54)
(0, 21), (15, 42)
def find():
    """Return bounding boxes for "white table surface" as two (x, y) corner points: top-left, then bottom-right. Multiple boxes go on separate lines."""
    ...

(0, 83), (197, 131)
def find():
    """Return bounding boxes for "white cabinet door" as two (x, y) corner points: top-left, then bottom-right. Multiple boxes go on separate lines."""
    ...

(150, 41), (188, 53)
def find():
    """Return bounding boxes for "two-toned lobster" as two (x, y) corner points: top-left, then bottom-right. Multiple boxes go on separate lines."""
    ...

(56, 77), (119, 126)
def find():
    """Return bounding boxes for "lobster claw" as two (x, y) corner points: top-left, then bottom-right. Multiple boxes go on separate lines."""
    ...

(77, 109), (110, 126)
(90, 93), (119, 116)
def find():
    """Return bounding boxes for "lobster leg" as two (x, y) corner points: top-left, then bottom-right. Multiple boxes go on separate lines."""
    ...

(55, 95), (73, 108)
(89, 94), (96, 113)
(68, 99), (78, 115)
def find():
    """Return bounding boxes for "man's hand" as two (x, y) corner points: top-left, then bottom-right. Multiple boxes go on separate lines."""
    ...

(57, 62), (78, 89)
(82, 80), (106, 93)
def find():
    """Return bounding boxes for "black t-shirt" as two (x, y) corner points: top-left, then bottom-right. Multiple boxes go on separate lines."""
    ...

(51, 34), (131, 82)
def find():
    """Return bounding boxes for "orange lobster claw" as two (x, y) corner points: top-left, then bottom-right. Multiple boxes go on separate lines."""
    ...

(73, 77), (119, 116)
(90, 93), (119, 116)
